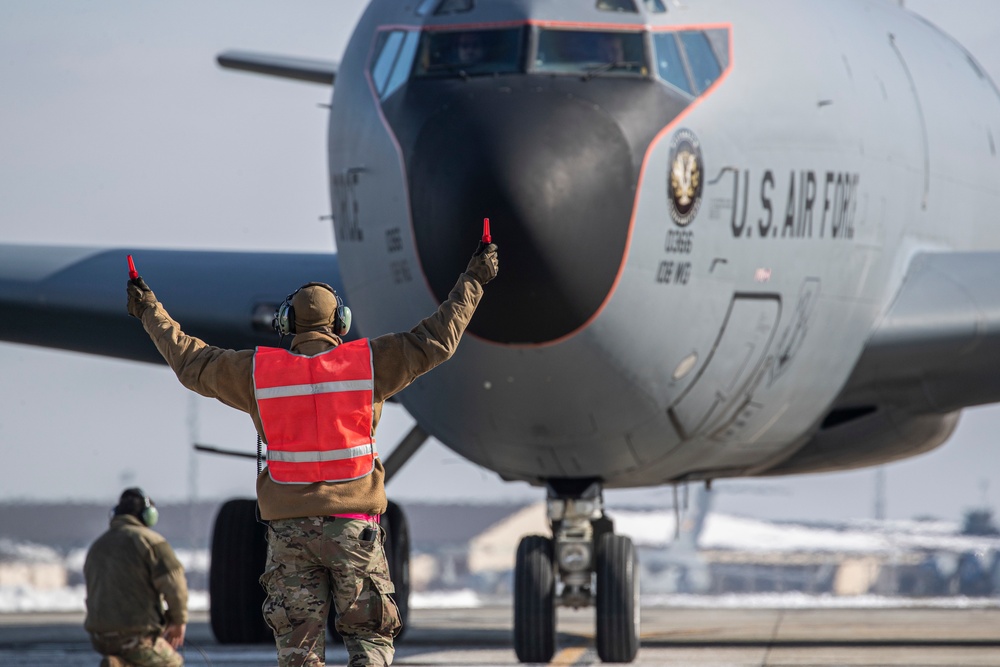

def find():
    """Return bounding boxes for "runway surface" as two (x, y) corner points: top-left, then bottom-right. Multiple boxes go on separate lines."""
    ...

(2, 604), (999, 666)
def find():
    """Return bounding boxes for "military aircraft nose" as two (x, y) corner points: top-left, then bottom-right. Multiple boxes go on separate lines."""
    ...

(406, 87), (636, 344)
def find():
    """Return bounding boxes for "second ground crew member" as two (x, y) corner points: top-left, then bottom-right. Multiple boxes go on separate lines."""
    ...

(126, 241), (498, 667)
(84, 487), (188, 667)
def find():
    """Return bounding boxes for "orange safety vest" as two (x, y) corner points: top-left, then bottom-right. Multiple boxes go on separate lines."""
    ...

(253, 339), (376, 484)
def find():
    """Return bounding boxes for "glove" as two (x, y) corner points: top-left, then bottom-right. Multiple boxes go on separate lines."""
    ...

(126, 277), (156, 318)
(466, 242), (498, 286)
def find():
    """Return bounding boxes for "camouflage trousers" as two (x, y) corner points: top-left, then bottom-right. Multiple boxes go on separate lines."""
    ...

(89, 631), (183, 667)
(261, 516), (401, 667)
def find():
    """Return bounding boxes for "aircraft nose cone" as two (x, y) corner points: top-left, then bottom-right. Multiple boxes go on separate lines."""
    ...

(409, 90), (635, 344)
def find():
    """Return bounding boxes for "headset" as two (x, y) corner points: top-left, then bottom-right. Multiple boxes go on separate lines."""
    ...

(115, 487), (159, 528)
(272, 282), (352, 337)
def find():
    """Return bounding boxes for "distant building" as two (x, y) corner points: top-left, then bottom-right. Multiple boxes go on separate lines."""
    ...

(468, 503), (547, 574)
(404, 502), (532, 592)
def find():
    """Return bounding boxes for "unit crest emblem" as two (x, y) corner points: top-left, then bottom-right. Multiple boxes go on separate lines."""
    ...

(668, 129), (703, 227)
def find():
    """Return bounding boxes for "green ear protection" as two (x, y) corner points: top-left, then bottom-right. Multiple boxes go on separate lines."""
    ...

(116, 487), (159, 527)
(140, 493), (158, 527)
(272, 282), (352, 337)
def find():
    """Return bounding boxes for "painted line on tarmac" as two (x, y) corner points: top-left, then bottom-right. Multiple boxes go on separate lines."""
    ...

(551, 646), (588, 664)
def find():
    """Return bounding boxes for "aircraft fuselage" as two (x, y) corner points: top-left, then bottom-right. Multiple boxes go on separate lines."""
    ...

(326, 0), (1000, 488)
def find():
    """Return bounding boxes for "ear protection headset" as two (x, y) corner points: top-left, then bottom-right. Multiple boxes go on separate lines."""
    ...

(272, 282), (352, 337)
(115, 487), (159, 527)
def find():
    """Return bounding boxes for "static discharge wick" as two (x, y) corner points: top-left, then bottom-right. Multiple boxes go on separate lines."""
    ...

(482, 218), (491, 244)
(127, 255), (138, 280)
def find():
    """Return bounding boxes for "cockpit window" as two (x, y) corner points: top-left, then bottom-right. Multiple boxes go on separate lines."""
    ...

(596, 0), (638, 12)
(652, 33), (692, 94)
(534, 29), (647, 76)
(652, 29), (727, 95)
(434, 0), (474, 14)
(412, 29), (523, 78)
(372, 29), (420, 100)
(416, 0), (472, 15)
(680, 31), (722, 92)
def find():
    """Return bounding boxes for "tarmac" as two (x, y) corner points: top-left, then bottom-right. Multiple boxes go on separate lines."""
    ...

(2, 605), (999, 666)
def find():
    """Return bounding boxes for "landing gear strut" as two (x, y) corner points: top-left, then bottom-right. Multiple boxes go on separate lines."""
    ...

(512, 480), (640, 664)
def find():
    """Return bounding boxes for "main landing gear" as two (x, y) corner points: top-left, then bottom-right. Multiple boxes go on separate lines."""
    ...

(513, 480), (640, 664)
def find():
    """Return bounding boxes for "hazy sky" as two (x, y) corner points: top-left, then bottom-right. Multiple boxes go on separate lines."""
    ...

(1, 1), (999, 524)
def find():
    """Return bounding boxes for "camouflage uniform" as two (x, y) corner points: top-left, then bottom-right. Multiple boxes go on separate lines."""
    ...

(88, 633), (183, 667)
(261, 517), (400, 666)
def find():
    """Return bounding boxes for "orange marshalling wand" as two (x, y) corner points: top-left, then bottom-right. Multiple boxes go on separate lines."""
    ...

(482, 218), (491, 244)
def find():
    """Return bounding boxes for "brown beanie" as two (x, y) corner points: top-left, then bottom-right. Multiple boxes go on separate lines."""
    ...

(291, 283), (337, 331)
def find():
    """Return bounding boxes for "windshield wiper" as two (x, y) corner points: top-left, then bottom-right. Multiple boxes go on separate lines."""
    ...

(582, 60), (643, 80)
(424, 63), (471, 80)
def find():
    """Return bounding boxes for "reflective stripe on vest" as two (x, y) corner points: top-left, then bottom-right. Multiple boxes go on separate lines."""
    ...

(253, 339), (375, 484)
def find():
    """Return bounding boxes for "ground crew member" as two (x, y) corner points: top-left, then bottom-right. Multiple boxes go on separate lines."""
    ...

(84, 488), (188, 667)
(126, 241), (498, 667)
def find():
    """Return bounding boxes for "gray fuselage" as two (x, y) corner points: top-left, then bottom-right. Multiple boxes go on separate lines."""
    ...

(327, 0), (1000, 488)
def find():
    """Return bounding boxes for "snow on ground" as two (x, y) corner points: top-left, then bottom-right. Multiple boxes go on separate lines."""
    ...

(0, 586), (210, 614)
(59, 547), (209, 578)
(0, 538), (62, 564)
(609, 510), (1000, 554)
(411, 589), (483, 609)
(3, 586), (997, 614)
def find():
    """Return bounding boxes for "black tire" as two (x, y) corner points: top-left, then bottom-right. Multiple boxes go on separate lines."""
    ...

(383, 500), (411, 639)
(513, 535), (556, 663)
(209, 499), (272, 644)
(595, 533), (640, 663)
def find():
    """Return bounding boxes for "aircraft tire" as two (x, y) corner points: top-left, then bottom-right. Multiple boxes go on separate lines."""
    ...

(209, 498), (272, 644)
(513, 534), (556, 663)
(595, 533), (640, 663)
(383, 500), (411, 639)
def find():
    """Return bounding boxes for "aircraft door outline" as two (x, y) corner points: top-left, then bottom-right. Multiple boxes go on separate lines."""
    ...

(668, 292), (781, 440)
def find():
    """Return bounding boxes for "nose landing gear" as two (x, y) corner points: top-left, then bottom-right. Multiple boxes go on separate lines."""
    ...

(512, 480), (640, 664)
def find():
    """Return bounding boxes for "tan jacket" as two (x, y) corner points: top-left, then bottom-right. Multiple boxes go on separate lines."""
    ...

(84, 515), (188, 635)
(137, 272), (483, 519)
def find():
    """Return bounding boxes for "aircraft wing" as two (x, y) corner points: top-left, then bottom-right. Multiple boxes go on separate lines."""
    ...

(216, 50), (337, 85)
(833, 251), (1000, 414)
(0, 245), (350, 364)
